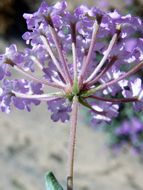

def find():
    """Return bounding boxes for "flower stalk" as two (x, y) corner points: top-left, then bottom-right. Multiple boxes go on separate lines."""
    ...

(13, 65), (65, 89)
(67, 96), (78, 190)
(12, 91), (64, 101)
(82, 60), (143, 97)
(40, 35), (68, 83)
(49, 26), (72, 85)
(85, 24), (121, 83)
(78, 20), (100, 87)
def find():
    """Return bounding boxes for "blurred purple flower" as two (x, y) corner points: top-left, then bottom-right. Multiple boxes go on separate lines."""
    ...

(114, 117), (143, 154)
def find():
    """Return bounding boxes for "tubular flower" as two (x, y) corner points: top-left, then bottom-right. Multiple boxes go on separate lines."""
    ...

(0, 0), (143, 123)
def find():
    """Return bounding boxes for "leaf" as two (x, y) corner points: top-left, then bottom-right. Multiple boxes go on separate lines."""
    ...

(45, 172), (64, 190)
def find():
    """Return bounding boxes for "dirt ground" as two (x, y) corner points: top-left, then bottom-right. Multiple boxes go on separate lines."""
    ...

(1, 102), (143, 190)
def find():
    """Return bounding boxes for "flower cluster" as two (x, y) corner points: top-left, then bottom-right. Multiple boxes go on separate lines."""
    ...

(0, 1), (143, 124)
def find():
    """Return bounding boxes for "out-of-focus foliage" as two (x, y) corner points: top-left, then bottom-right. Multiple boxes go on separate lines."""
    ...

(0, 0), (31, 38)
(124, 0), (143, 18)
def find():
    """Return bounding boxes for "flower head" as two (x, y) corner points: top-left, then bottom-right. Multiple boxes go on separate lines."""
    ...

(0, 1), (143, 123)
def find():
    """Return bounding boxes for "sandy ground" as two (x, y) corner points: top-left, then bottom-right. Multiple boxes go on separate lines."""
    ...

(1, 101), (143, 190)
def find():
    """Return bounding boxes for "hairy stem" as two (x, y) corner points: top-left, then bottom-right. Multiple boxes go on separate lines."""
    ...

(49, 26), (72, 85)
(87, 95), (138, 103)
(30, 55), (43, 70)
(72, 42), (78, 82)
(67, 96), (78, 190)
(85, 26), (120, 83)
(72, 42), (79, 95)
(40, 35), (67, 83)
(85, 56), (117, 88)
(82, 60), (143, 97)
(78, 21), (99, 87)
(12, 90), (64, 101)
(13, 65), (65, 89)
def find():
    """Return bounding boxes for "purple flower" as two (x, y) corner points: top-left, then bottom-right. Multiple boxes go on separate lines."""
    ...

(114, 117), (143, 154)
(0, 79), (43, 113)
(0, 45), (17, 79)
(48, 99), (71, 122)
(0, 1), (143, 124)
(123, 78), (143, 111)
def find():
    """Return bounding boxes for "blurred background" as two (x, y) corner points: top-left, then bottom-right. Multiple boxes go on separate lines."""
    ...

(1, 0), (143, 190)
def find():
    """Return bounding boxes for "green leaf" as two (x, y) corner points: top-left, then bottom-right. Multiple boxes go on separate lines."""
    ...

(45, 172), (64, 190)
